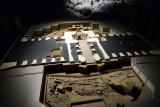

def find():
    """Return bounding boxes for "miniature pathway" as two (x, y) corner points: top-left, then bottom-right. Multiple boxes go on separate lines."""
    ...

(79, 40), (94, 63)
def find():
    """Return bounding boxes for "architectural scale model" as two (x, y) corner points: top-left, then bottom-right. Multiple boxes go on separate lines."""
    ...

(0, 20), (160, 107)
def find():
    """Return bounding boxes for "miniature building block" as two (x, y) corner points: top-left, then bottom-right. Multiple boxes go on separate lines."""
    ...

(126, 32), (133, 36)
(101, 37), (107, 41)
(112, 53), (118, 58)
(118, 58), (130, 66)
(90, 44), (94, 47)
(32, 31), (43, 37)
(51, 26), (58, 30)
(97, 63), (105, 72)
(41, 58), (47, 63)
(61, 37), (65, 39)
(45, 37), (51, 40)
(149, 50), (160, 55)
(32, 59), (37, 64)
(92, 24), (99, 29)
(122, 66), (132, 69)
(42, 28), (51, 33)
(76, 50), (82, 53)
(119, 52), (125, 57)
(105, 60), (119, 69)
(56, 40), (65, 45)
(0, 62), (17, 70)
(91, 49), (96, 52)
(21, 60), (28, 66)
(108, 34), (114, 36)
(121, 34), (126, 36)
(54, 37), (58, 39)
(25, 31), (31, 35)
(24, 34), (29, 37)
(75, 45), (79, 48)
(63, 64), (78, 73)
(21, 37), (28, 42)
(101, 34), (106, 36)
(126, 52), (133, 56)
(87, 64), (98, 72)
(102, 28), (110, 32)
(93, 54), (101, 62)
(78, 65), (87, 73)
(141, 51), (148, 55)
(78, 55), (82, 62)
(31, 39), (35, 41)
(51, 50), (61, 57)
(78, 55), (86, 64)
(38, 38), (42, 41)
(134, 51), (140, 56)
(81, 55), (86, 64)
(60, 57), (65, 62)
(51, 58), (56, 63)
(44, 64), (63, 73)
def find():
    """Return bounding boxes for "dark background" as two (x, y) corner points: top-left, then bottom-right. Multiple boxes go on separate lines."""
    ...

(0, 0), (160, 61)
